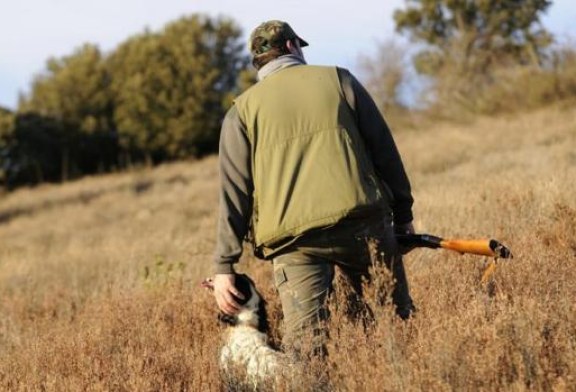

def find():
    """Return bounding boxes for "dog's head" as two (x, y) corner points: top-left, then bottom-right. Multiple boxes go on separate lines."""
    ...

(202, 274), (269, 333)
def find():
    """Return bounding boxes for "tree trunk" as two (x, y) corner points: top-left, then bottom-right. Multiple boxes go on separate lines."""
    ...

(145, 152), (153, 168)
(61, 147), (70, 182)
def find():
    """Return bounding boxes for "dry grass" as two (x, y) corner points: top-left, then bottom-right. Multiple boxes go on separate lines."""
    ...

(420, 46), (576, 119)
(0, 105), (575, 391)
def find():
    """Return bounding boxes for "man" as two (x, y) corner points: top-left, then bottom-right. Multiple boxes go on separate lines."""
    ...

(213, 20), (415, 355)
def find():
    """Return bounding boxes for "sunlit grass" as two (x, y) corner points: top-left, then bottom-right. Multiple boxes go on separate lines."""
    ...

(0, 105), (574, 390)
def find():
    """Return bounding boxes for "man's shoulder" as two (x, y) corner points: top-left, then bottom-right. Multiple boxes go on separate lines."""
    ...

(234, 65), (345, 104)
(234, 84), (258, 109)
(300, 64), (340, 73)
(302, 65), (355, 85)
(333, 66), (355, 81)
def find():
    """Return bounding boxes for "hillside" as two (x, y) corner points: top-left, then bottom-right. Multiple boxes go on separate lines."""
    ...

(0, 105), (575, 390)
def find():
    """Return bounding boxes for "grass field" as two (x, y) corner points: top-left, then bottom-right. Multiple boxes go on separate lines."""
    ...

(0, 105), (575, 391)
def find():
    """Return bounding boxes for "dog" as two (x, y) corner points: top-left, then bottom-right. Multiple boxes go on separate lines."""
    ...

(202, 274), (289, 388)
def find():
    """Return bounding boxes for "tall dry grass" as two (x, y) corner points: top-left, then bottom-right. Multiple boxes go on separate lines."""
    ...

(0, 105), (575, 391)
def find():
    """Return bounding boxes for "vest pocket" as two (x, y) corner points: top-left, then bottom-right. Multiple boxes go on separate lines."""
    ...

(273, 265), (288, 288)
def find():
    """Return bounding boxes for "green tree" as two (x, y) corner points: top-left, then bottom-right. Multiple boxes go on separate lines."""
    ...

(108, 31), (166, 166)
(394, 0), (553, 74)
(19, 43), (116, 180)
(0, 107), (15, 187)
(7, 113), (65, 186)
(110, 14), (248, 164)
(393, 0), (555, 115)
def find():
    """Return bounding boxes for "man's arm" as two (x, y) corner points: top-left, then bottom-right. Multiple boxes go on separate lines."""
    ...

(213, 105), (253, 315)
(338, 68), (414, 225)
(214, 105), (253, 274)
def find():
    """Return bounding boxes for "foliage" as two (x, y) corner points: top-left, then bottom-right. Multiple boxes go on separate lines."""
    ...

(411, 42), (576, 119)
(394, 0), (553, 74)
(21, 44), (113, 133)
(389, 0), (565, 117)
(7, 113), (66, 186)
(6, 14), (250, 189)
(142, 256), (186, 288)
(1, 109), (71, 188)
(0, 107), (13, 139)
(110, 15), (248, 164)
(0, 107), (14, 186)
(18, 44), (117, 181)
(458, 44), (576, 115)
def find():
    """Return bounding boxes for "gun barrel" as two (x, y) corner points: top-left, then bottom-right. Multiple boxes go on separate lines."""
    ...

(396, 234), (442, 249)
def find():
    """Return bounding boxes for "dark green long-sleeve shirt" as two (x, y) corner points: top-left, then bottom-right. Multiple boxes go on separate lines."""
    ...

(214, 59), (413, 274)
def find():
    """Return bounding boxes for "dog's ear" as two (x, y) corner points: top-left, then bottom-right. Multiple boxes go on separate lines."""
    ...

(257, 298), (270, 333)
(233, 274), (253, 306)
(201, 277), (214, 291)
(218, 312), (238, 326)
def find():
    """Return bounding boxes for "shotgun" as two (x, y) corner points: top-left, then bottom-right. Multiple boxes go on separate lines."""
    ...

(396, 234), (512, 284)
(395, 234), (513, 259)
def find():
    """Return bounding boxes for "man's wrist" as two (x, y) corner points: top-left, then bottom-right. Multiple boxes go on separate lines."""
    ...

(214, 263), (236, 275)
(394, 221), (415, 235)
(393, 208), (414, 226)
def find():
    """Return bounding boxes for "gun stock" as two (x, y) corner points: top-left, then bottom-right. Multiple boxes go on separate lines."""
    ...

(439, 239), (495, 257)
(397, 234), (512, 259)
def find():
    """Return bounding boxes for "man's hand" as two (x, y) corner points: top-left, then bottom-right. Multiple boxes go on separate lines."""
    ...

(394, 221), (415, 235)
(213, 273), (245, 315)
(394, 221), (416, 254)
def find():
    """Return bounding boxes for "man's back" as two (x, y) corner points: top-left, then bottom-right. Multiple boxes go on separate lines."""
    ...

(234, 65), (388, 249)
(236, 65), (343, 144)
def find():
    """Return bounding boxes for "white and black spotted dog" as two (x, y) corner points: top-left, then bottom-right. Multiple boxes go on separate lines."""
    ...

(202, 274), (289, 387)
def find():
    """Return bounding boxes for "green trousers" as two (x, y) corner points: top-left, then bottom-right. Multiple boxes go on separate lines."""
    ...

(272, 215), (414, 355)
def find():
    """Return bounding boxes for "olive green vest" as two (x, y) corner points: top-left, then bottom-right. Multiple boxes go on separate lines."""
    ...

(235, 65), (387, 249)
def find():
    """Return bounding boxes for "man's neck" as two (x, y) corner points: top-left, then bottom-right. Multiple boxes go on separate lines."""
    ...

(257, 55), (307, 81)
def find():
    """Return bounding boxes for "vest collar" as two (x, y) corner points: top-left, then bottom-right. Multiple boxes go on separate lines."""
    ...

(257, 55), (307, 81)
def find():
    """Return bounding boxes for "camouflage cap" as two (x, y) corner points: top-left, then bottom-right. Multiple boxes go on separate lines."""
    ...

(249, 20), (309, 56)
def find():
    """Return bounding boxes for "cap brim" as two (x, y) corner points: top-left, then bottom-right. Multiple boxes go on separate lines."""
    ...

(297, 36), (309, 47)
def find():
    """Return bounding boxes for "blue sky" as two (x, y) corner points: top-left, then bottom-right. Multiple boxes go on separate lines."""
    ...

(1, 0), (575, 110)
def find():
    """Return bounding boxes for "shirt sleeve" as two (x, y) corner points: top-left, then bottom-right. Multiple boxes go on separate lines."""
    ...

(337, 67), (414, 225)
(213, 105), (253, 274)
